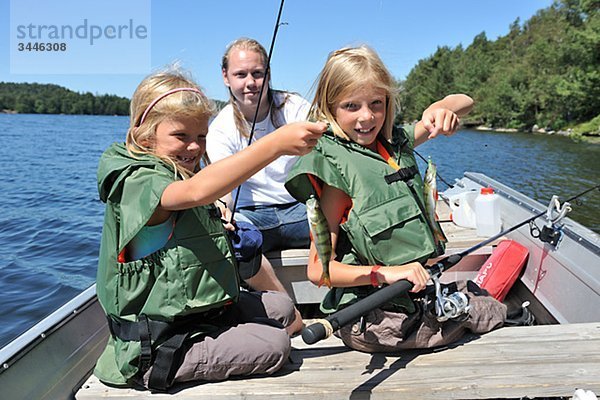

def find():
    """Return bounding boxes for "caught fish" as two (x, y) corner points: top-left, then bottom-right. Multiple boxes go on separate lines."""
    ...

(306, 195), (333, 288)
(423, 158), (448, 244)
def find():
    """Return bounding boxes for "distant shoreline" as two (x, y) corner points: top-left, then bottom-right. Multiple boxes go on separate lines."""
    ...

(471, 125), (600, 144)
(3, 111), (598, 143)
(1, 109), (125, 117)
(474, 125), (571, 136)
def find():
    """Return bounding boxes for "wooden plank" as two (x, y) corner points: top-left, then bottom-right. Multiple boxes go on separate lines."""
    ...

(76, 323), (600, 400)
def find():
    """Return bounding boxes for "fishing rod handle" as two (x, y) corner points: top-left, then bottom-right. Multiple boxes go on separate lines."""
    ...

(301, 256), (464, 345)
(301, 279), (414, 345)
(301, 319), (333, 345)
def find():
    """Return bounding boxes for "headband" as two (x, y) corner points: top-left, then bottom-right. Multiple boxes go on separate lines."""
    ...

(136, 87), (203, 127)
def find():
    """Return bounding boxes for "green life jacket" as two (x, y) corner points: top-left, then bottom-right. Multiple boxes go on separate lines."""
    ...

(94, 143), (240, 386)
(285, 125), (444, 313)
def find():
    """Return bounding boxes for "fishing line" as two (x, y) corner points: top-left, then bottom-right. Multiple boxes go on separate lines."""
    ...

(229, 0), (286, 223)
(562, 182), (600, 203)
(413, 148), (454, 189)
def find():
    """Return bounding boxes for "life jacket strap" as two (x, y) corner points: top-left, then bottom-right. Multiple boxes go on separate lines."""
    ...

(375, 134), (416, 185)
(148, 332), (189, 392)
(107, 314), (182, 389)
(106, 307), (227, 391)
(384, 165), (419, 184)
(107, 314), (173, 342)
(138, 315), (153, 372)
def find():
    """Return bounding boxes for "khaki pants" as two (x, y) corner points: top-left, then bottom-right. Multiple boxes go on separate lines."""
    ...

(338, 281), (507, 353)
(140, 290), (295, 387)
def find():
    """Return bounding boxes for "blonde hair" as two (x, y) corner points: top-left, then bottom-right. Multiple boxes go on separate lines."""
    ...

(126, 67), (215, 178)
(309, 46), (399, 141)
(221, 37), (287, 138)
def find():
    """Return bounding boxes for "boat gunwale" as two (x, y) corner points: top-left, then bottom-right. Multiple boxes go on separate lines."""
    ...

(463, 171), (600, 255)
(0, 284), (98, 369)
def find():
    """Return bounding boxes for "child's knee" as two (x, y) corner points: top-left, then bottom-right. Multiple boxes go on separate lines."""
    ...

(263, 290), (296, 326)
(249, 324), (291, 374)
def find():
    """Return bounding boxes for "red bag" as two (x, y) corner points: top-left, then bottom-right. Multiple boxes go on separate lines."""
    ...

(474, 240), (529, 301)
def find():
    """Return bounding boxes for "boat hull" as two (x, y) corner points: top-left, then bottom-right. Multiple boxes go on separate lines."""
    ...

(0, 286), (108, 400)
(444, 172), (600, 323)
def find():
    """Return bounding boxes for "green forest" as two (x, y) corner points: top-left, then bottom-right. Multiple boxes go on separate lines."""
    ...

(0, 82), (131, 115)
(0, 81), (228, 116)
(399, 0), (599, 136)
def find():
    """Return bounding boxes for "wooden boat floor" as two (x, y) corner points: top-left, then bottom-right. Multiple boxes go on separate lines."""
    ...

(77, 322), (600, 399)
(76, 199), (600, 398)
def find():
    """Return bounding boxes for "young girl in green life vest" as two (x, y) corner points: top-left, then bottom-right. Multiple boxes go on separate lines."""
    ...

(285, 46), (507, 353)
(94, 68), (326, 390)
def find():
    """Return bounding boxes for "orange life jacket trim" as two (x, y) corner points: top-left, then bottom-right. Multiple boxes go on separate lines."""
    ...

(376, 140), (400, 171)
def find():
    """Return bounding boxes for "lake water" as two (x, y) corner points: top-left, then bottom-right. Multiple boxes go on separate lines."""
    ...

(0, 114), (598, 348)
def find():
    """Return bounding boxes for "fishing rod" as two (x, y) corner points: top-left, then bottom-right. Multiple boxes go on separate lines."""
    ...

(229, 0), (286, 222)
(301, 182), (600, 345)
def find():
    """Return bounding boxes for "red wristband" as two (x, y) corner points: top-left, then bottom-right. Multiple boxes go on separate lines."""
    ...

(370, 265), (381, 287)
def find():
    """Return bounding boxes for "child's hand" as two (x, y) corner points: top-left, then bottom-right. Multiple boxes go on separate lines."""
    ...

(421, 108), (460, 139)
(215, 201), (236, 231)
(273, 121), (327, 156)
(378, 262), (430, 292)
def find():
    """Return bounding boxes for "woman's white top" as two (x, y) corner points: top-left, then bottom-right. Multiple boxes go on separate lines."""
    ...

(207, 92), (310, 208)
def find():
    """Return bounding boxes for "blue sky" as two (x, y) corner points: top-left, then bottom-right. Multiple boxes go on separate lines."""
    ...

(1, 0), (554, 102)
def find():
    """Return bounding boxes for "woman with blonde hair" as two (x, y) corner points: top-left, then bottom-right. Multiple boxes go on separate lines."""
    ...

(207, 38), (311, 332)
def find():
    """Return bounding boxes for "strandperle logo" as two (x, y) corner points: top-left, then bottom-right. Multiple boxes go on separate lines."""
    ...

(15, 19), (148, 46)
(10, 0), (151, 74)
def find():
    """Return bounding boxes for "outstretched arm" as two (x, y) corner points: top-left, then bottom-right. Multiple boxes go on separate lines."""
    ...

(414, 94), (474, 147)
(161, 121), (327, 211)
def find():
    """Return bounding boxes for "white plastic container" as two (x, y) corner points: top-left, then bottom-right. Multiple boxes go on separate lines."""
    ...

(475, 187), (502, 237)
(448, 191), (478, 228)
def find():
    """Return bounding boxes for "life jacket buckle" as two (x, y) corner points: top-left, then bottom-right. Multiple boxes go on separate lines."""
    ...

(383, 166), (419, 184)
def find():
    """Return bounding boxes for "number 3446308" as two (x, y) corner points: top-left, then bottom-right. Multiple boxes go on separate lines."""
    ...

(17, 42), (67, 51)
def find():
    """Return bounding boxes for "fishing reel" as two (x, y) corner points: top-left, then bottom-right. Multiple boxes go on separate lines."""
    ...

(530, 195), (571, 247)
(432, 275), (471, 322)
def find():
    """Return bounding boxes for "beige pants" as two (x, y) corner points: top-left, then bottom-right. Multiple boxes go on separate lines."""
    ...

(140, 290), (295, 388)
(338, 281), (507, 353)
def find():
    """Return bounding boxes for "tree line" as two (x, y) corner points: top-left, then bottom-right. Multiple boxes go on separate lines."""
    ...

(0, 82), (228, 116)
(398, 0), (599, 134)
(0, 82), (131, 115)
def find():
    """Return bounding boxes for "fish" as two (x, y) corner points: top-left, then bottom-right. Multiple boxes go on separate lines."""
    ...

(423, 157), (448, 244)
(306, 195), (333, 288)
